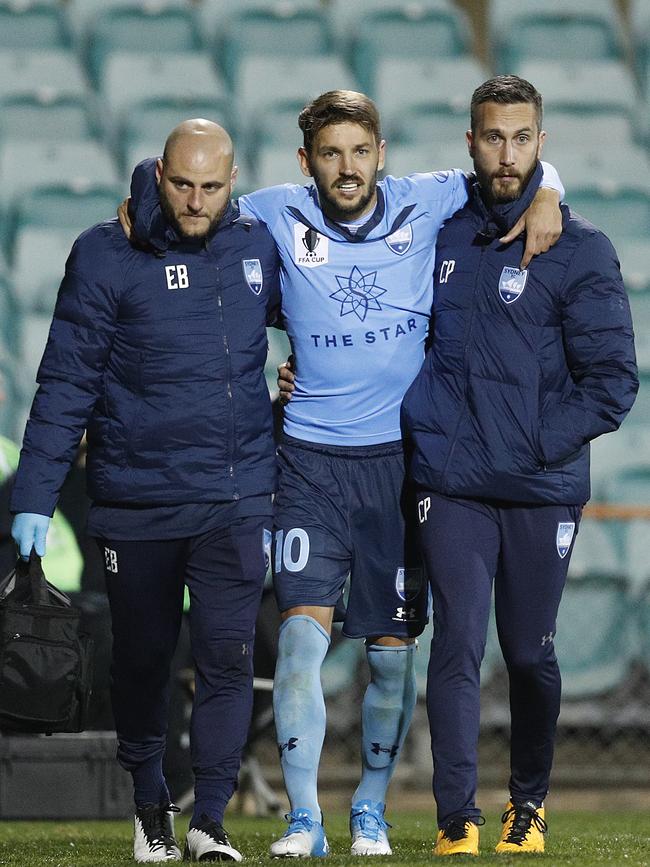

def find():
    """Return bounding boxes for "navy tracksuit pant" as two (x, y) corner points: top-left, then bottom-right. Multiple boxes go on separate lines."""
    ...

(98, 516), (268, 825)
(416, 492), (581, 827)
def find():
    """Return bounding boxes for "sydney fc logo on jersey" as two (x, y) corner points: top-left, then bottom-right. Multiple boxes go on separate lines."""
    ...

(556, 522), (575, 559)
(242, 259), (263, 295)
(385, 224), (412, 255)
(330, 266), (387, 321)
(294, 223), (329, 268)
(499, 266), (528, 304)
(395, 567), (423, 602)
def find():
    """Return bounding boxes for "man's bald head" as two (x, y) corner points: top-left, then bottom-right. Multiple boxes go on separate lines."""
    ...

(162, 119), (234, 167)
(156, 119), (238, 241)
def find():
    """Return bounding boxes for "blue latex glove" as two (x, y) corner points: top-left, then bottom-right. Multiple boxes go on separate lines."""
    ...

(11, 512), (51, 559)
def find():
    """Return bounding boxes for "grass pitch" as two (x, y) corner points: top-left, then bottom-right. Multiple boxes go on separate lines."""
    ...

(0, 810), (649, 865)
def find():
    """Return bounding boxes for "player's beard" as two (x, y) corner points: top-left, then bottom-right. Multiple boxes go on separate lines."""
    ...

(159, 186), (225, 242)
(311, 169), (379, 223)
(477, 160), (537, 206)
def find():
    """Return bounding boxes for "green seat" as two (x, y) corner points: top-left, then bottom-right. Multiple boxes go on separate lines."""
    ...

(0, 141), (120, 219)
(121, 96), (233, 175)
(516, 60), (638, 114)
(87, 5), (200, 84)
(387, 102), (472, 147)
(0, 93), (94, 142)
(0, 271), (19, 354)
(500, 15), (620, 69)
(352, 7), (468, 95)
(220, 7), (331, 85)
(0, 2), (70, 50)
(0, 348), (23, 440)
(590, 427), (650, 501)
(555, 574), (633, 699)
(0, 48), (86, 100)
(567, 188), (650, 247)
(604, 463), (650, 506)
(11, 226), (81, 316)
(618, 240), (650, 293)
(628, 292), (650, 374)
(568, 519), (622, 581)
(236, 55), (354, 125)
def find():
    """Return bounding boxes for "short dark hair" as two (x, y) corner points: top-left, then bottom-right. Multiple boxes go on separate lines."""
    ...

(298, 90), (382, 153)
(470, 75), (543, 132)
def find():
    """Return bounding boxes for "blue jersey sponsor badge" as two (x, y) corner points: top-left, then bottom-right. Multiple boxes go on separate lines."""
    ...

(242, 258), (263, 295)
(385, 224), (413, 255)
(498, 266), (528, 304)
(556, 522), (575, 559)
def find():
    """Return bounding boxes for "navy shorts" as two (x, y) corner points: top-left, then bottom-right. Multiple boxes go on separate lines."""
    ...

(272, 436), (429, 639)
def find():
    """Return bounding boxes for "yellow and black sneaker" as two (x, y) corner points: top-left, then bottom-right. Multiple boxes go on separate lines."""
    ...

(434, 815), (484, 857)
(495, 800), (547, 854)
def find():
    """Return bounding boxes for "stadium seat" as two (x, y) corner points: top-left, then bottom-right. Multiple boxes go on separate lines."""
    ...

(350, 6), (470, 95)
(387, 102), (472, 147)
(0, 345), (23, 440)
(101, 51), (226, 126)
(547, 145), (650, 200)
(590, 427), (650, 501)
(10, 184), (123, 236)
(0, 93), (95, 143)
(235, 55), (356, 129)
(622, 372), (650, 428)
(621, 519), (650, 595)
(86, 5), (201, 84)
(603, 464), (650, 507)
(0, 48), (87, 101)
(219, 7), (331, 85)
(374, 57), (485, 130)
(0, 141), (121, 222)
(554, 573), (634, 699)
(492, 1), (624, 70)
(68, 0), (189, 43)
(0, 270), (18, 353)
(568, 518), (623, 582)
(618, 239), (650, 293)
(0, 1), (71, 50)
(384, 142), (470, 178)
(255, 145), (308, 189)
(515, 60), (638, 115)
(11, 227), (80, 316)
(565, 188), (650, 248)
(120, 96), (234, 175)
(197, 0), (323, 38)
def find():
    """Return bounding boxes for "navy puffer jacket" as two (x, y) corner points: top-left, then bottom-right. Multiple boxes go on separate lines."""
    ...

(402, 163), (638, 505)
(11, 186), (281, 516)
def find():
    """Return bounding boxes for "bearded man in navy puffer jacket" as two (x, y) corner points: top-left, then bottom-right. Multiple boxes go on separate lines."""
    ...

(10, 120), (281, 863)
(402, 77), (638, 858)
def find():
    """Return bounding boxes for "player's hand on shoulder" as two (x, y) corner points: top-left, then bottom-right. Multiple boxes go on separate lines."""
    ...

(117, 198), (134, 241)
(278, 355), (296, 406)
(501, 187), (562, 270)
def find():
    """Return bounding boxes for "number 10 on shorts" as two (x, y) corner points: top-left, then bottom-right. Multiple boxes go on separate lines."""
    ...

(274, 528), (310, 573)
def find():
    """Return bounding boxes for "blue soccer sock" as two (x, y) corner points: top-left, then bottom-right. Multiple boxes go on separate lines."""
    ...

(132, 754), (170, 808)
(273, 615), (330, 818)
(353, 643), (417, 806)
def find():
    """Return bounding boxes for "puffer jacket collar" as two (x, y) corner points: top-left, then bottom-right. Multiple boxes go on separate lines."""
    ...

(128, 157), (247, 254)
(470, 160), (543, 238)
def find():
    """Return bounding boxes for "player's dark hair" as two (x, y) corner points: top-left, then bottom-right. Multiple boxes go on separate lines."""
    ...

(298, 90), (382, 153)
(470, 75), (543, 132)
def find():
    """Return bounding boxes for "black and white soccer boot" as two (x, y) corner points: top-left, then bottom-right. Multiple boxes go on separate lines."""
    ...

(184, 813), (243, 862)
(133, 803), (182, 862)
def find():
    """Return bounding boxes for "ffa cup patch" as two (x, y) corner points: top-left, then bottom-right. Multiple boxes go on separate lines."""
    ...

(293, 223), (328, 268)
(498, 265), (528, 304)
(385, 224), (413, 255)
(556, 522), (575, 559)
(395, 567), (423, 602)
(242, 259), (263, 295)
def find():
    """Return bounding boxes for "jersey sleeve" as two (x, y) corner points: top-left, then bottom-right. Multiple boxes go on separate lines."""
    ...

(539, 161), (565, 199)
(238, 184), (298, 232)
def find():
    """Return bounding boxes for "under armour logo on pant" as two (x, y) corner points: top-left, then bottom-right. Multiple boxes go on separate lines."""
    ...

(541, 632), (555, 646)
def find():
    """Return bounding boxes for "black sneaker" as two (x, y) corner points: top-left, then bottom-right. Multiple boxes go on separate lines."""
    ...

(184, 813), (242, 862)
(133, 803), (182, 863)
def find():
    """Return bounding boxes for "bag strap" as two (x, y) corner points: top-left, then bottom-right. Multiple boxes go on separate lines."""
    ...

(14, 553), (50, 606)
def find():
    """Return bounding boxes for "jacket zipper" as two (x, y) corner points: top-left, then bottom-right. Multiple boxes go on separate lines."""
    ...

(215, 281), (239, 500)
(440, 239), (487, 492)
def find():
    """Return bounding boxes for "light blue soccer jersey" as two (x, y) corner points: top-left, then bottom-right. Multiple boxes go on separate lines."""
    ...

(239, 165), (562, 446)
